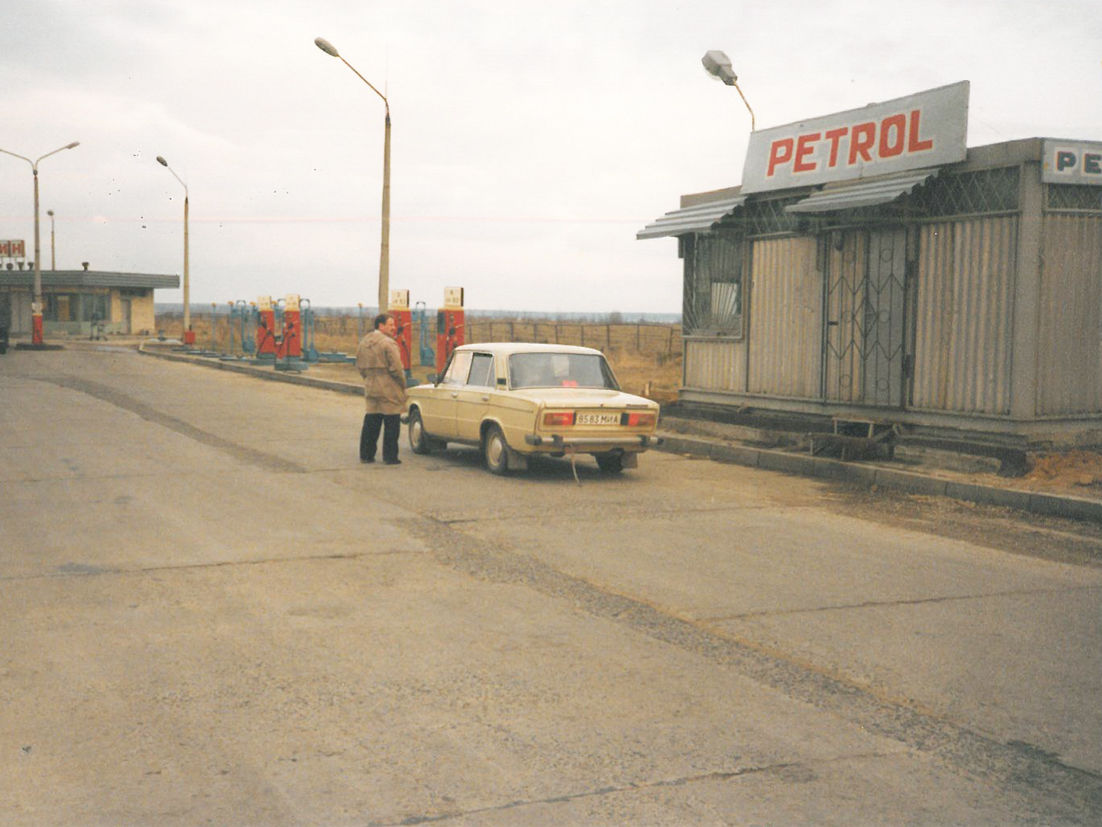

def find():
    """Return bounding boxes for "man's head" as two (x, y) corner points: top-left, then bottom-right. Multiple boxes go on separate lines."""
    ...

(374, 313), (397, 337)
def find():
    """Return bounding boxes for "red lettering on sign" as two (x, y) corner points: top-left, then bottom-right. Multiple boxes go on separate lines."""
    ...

(907, 109), (933, 152)
(879, 113), (906, 158)
(849, 122), (876, 165)
(794, 132), (820, 173)
(824, 127), (848, 167)
(767, 139), (794, 177)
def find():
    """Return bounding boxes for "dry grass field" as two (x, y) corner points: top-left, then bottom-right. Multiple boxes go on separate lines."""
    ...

(155, 313), (683, 403)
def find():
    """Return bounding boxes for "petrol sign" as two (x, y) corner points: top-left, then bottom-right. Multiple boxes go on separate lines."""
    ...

(741, 81), (969, 193)
(1042, 140), (1102, 185)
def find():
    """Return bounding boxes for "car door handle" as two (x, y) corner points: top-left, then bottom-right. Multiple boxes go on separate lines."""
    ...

(450, 392), (459, 398)
(481, 395), (490, 402)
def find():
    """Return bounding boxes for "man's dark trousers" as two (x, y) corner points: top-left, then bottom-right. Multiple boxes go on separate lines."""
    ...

(360, 413), (400, 463)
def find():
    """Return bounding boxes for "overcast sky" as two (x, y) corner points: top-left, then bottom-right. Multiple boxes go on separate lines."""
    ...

(1, 0), (1099, 313)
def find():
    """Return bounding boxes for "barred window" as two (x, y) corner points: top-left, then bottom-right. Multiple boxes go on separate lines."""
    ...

(685, 232), (743, 338)
(1047, 184), (1102, 212)
(908, 167), (1020, 217)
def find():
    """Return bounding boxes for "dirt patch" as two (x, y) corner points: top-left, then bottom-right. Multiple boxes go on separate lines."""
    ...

(1021, 450), (1102, 493)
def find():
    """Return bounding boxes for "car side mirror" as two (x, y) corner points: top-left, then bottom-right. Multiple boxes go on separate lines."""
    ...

(427, 373), (439, 385)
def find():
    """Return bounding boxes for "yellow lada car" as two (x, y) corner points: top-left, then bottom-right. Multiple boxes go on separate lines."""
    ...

(404, 343), (662, 474)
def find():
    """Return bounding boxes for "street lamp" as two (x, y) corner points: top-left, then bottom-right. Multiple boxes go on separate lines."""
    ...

(156, 155), (191, 343)
(46, 208), (59, 271)
(47, 210), (56, 270)
(315, 36), (391, 313)
(0, 142), (79, 346)
(702, 50), (756, 131)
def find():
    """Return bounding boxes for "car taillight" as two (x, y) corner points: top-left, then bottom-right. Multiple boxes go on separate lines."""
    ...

(623, 412), (656, 427)
(542, 411), (575, 427)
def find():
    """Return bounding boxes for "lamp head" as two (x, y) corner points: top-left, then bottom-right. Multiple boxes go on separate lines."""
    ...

(156, 156), (168, 167)
(315, 37), (340, 58)
(65, 141), (80, 150)
(702, 50), (738, 85)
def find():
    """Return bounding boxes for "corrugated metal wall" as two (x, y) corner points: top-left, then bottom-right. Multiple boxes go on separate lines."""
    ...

(1038, 214), (1102, 415)
(747, 237), (822, 398)
(684, 338), (745, 391)
(911, 217), (1016, 414)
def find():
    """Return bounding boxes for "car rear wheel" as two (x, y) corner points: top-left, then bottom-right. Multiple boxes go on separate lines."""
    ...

(408, 408), (434, 454)
(483, 424), (510, 475)
(595, 452), (624, 474)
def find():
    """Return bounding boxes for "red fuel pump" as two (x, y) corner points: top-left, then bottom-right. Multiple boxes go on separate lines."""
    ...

(255, 296), (277, 358)
(435, 287), (465, 373)
(276, 294), (302, 359)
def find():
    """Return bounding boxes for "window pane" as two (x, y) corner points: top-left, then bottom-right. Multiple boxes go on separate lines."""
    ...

(442, 351), (473, 385)
(466, 353), (494, 387)
(509, 352), (618, 389)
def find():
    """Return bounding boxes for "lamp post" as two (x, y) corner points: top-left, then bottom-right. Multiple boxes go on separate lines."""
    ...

(47, 210), (56, 270)
(156, 155), (191, 343)
(315, 36), (391, 313)
(701, 50), (756, 131)
(0, 142), (80, 346)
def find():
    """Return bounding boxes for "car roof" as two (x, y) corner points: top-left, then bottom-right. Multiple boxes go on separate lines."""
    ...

(453, 342), (606, 357)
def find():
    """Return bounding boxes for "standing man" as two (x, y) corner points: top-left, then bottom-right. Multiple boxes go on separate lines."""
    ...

(356, 312), (407, 465)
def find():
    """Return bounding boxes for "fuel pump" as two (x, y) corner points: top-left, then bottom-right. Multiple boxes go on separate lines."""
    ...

(254, 295), (278, 360)
(389, 289), (413, 379)
(435, 287), (465, 373)
(415, 301), (435, 367)
(300, 297), (318, 361)
(236, 300), (255, 355)
(276, 294), (303, 360)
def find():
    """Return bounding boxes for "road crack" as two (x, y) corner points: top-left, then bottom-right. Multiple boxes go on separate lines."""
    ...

(41, 375), (306, 473)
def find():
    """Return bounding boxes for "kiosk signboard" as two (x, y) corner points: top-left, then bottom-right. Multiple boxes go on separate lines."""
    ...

(741, 81), (969, 193)
(1042, 140), (1102, 185)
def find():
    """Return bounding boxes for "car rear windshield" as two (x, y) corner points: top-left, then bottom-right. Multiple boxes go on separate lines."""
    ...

(508, 352), (619, 390)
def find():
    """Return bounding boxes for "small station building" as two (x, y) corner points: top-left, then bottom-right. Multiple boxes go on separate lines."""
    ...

(639, 81), (1102, 447)
(0, 264), (178, 338)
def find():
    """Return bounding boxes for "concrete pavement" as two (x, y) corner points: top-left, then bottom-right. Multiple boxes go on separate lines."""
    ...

(2, 344), (1100, 824)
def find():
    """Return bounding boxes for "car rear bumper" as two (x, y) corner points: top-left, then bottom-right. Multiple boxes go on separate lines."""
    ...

(523, 434), (663, 450)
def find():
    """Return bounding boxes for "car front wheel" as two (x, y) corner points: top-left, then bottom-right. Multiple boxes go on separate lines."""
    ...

(483, 424), (510, 475)
(408, 408), (434, 454)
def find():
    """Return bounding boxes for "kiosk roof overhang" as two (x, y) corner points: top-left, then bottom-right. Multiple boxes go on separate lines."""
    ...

(0, 270), (179, 289)
(637, 194), (748, 240)
(785, 168), (939, 214)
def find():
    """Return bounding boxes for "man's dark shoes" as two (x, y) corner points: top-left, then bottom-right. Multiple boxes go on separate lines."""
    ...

(361, 457), (375, 464)
(384, 458), (401, 465)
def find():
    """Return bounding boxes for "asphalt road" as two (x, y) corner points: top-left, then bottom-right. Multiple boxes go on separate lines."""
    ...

(2, 346), (1101, 825)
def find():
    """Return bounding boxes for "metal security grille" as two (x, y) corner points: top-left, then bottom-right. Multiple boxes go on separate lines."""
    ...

(1047, 184), (1102, 212)
(684, 231), (744, 337)
(736, 195), (804, 237)
(823, 229), (909, 405)
(908, 167), (1019, 217)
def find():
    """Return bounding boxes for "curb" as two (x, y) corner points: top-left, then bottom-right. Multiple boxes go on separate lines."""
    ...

(137, 344), (1102, 524)
(657, 433), (1102, 524)
(139, 345), (363, 396)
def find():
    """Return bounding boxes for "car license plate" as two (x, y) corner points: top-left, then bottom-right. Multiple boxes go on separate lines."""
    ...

(576, 412), (620, 426)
